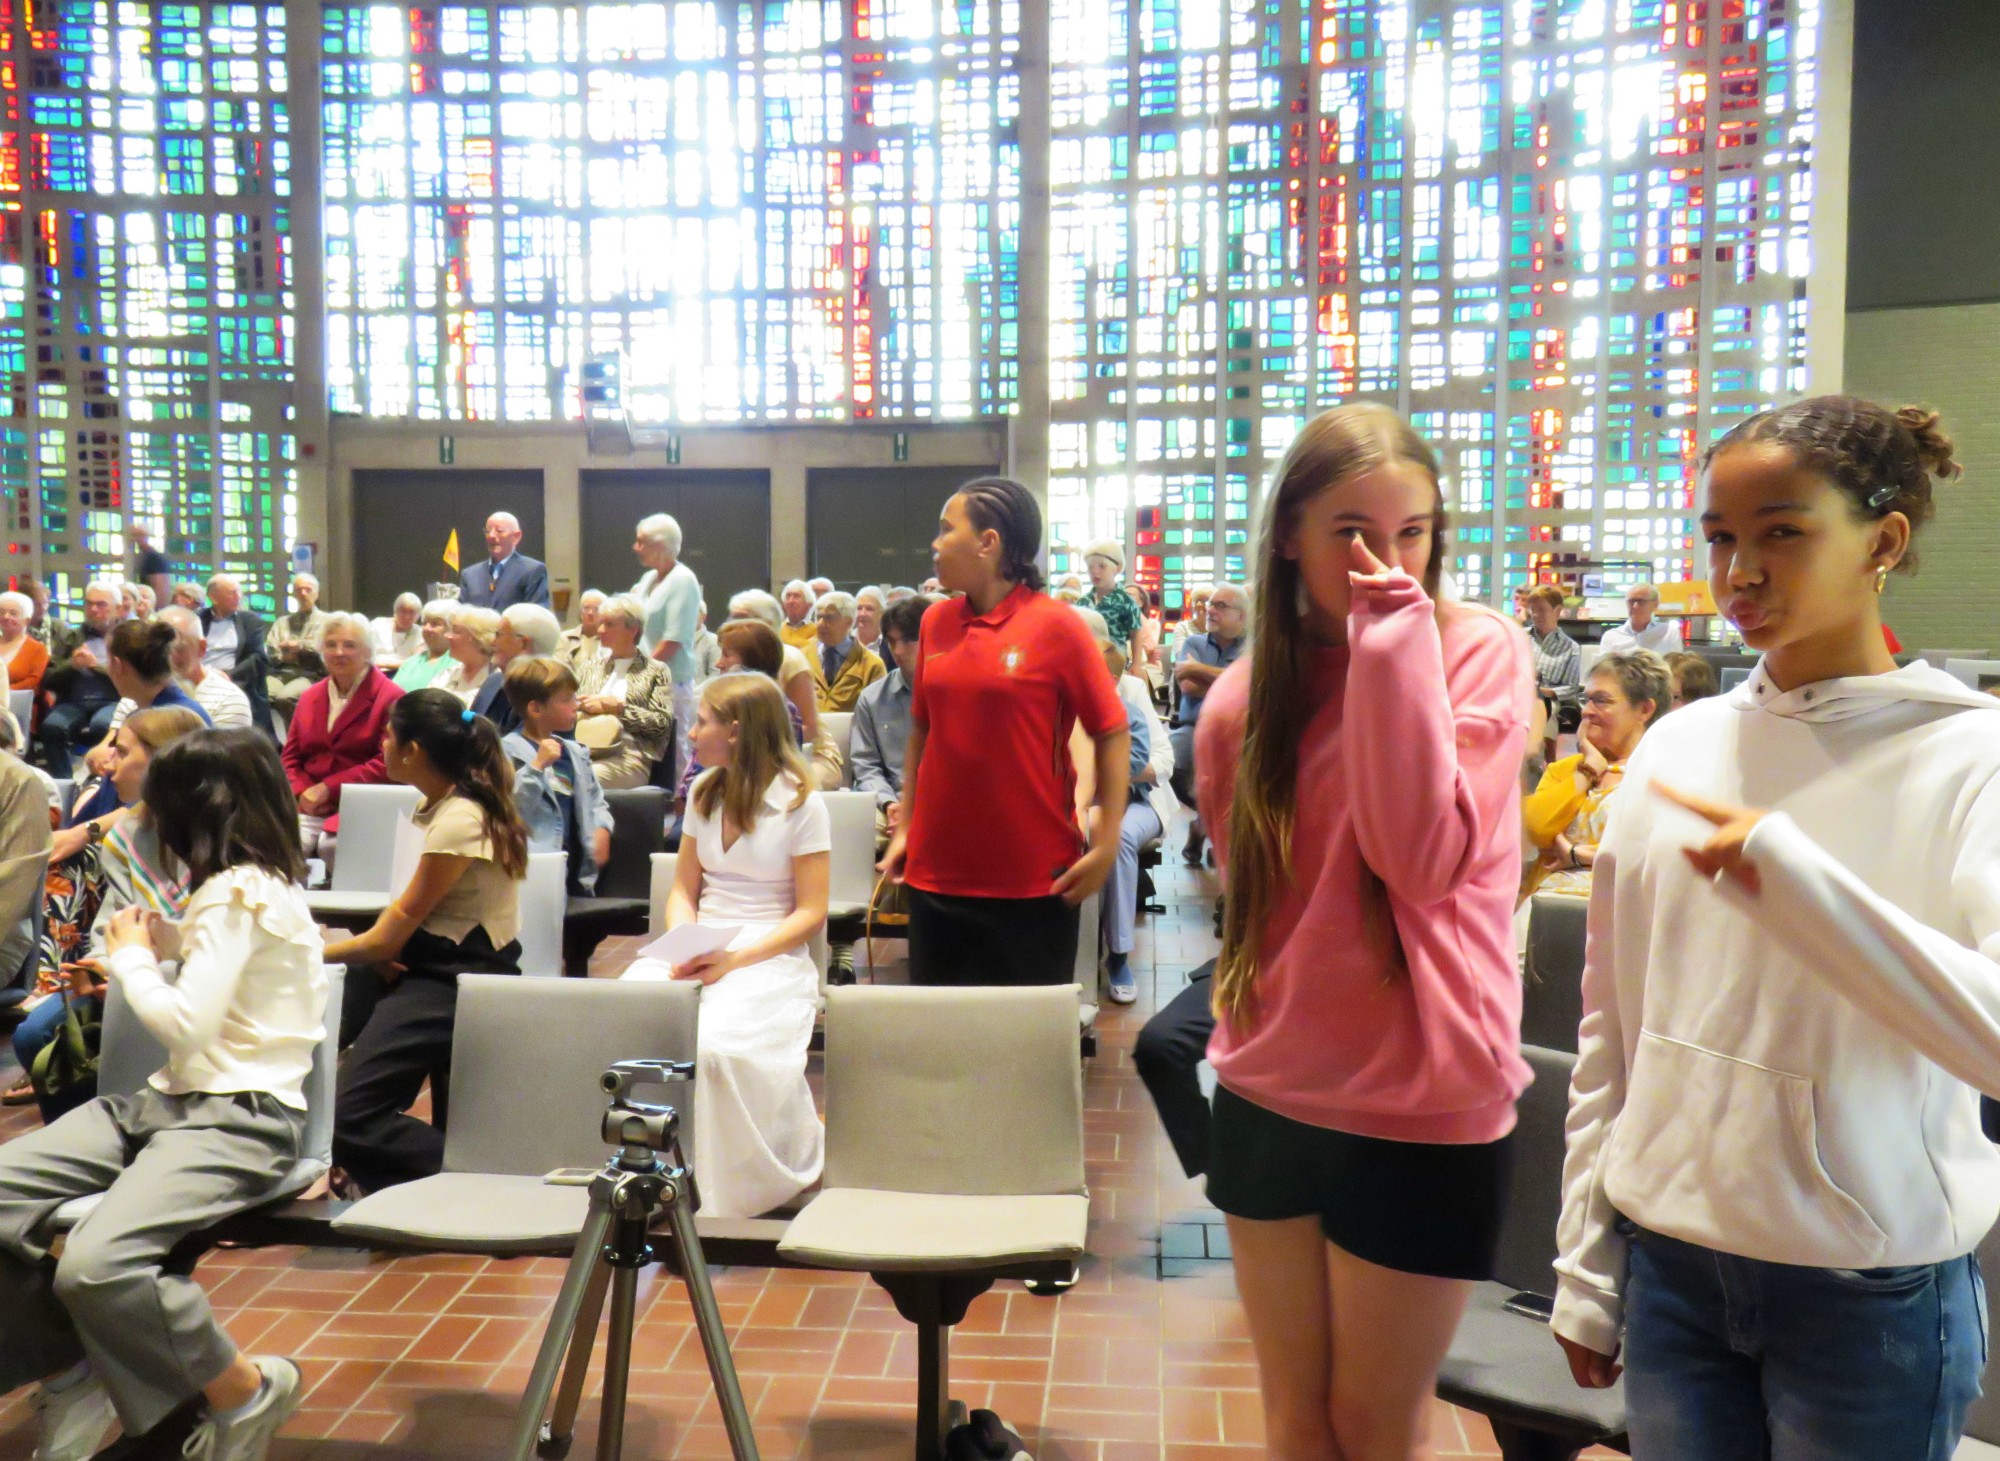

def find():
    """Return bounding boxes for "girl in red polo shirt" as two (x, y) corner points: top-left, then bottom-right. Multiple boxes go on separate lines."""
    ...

(879, 477), (1130, 985)
(1198, 404), (1534, 1461)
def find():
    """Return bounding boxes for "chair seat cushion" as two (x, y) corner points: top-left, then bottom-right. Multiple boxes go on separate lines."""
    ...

(50, 1158), (329, 1235)
(1435, 1282), (1627, 1441)
(778, 1188), (1088, 1272)
(1958, 1438), (2000, 1460)
(333, 1173), (590, 1253)
(564, 896), (651, 929)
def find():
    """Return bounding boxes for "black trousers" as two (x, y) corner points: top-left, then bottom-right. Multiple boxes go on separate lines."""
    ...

(332, 929), (520, 1193)
(1134, 959), (1217, 1178)
(907, 888), (1080, 987)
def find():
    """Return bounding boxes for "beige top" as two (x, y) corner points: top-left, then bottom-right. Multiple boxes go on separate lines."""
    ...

(412, 792), (522, 948)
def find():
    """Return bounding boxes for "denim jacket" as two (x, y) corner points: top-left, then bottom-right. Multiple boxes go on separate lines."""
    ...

(502, 731), (614, 894)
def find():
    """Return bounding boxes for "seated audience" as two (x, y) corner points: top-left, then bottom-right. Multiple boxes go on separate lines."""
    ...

(71, 622), (214, 797)
(726, 589), (822, 744)
(38, 581), (123, 775)
(853, 586), (886, 653)
(370, 593), (424, 670)
(0, 728), (322, 1461)
(433, 603), (501, 706)
(810, 590), (886, 713)
(325, 691), (526, 1193)
(117, 583), (145, 621)
(1665, 649), (1719, 710)
(674, 620), (807, 812)
(282, 611), (403, 865)
(1524, 582), (1583, 735)
(0, 725), (52, 1001)
(572, 593), (674, 789)
(1522, 649), (1671, 898)
(471, 603), (562, 735)
(501, 657), (612, 896)
(0, 708), (60, 809)
(777, 579), (817, 650)
(199, 572), (272, 733)
(392, 600), (457, 691)
(850, 595), (930, 838)
(1168, 585), (1211, 660)
(266, 572), (330, 719)
(168, 581), (206, 612)
(623, 674), (829, 1218)
(693, 601), (721, 681)
(1599, 581), (1685, 654)
(161, 606), (253, 729)
(1073, 607), (1167, 1006)
(0, 590), (50, 692)
(806, 576), (834, 599)
(23, 577), (66, 655)
(10, 707), (200, 1124)
(884, 585), (916, 607)
(1051, 572), (1085, 604)
(1171, 581), (1246, 864)
(559, 589), (607, 670)
(1133, 588), (1163, 672)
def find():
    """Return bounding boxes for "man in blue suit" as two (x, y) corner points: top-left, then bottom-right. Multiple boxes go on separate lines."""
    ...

(458, 512), (551, 612)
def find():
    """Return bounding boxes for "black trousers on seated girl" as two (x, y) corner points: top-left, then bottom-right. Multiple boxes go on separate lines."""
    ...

(906, 888), (1079, 986)
(332, 927), (520, 1192)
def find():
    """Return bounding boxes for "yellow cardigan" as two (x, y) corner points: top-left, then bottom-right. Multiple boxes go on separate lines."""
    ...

(779, 621), (819, 652)
(1523, 753), (1593, 851)
(813, 640), (888, 713)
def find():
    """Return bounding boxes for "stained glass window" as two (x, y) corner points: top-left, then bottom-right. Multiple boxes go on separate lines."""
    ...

(320, 1), (1021, 423)
(1050, 0), (1829, 611)
(0, 0), (297, 610)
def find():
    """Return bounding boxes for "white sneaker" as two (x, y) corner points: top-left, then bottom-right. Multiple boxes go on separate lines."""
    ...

(33, 1371), (117, 1461)
(180, 1358), (301, 1461)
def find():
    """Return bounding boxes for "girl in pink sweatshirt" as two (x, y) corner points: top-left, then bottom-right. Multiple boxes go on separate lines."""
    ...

(1196, 403), (1534, 1461)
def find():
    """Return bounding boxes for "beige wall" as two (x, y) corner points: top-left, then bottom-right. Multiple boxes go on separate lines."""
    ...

(323, 419), (1013, 615)
(1845, 301), (2000, 654)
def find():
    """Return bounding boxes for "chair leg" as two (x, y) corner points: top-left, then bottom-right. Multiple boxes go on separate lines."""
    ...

(1487, 1420), (1587, 1461)
(562, 927), (605, 979)
(872, 1273), (993, 1461)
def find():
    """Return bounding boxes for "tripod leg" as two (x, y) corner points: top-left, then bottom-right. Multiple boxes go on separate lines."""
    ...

(508, 1205), (616, 1461)
(596, 1260), (642, 1461)
(664, 1184), (762, 1461)
(541, 1257), (614, 1460)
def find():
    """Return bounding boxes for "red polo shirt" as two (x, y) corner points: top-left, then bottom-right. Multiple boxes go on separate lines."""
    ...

(906, 583), (1127, 899)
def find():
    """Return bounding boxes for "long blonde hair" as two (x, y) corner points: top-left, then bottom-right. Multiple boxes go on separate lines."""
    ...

(1213, 403), (1449, 1027)
(690, 673), (813, 832)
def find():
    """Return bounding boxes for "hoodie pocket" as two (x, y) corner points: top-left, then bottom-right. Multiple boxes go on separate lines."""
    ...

(1602, 1031), (1890, 1265)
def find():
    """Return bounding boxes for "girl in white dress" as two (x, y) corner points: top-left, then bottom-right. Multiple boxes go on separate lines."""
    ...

(624, 673), (830, 1218)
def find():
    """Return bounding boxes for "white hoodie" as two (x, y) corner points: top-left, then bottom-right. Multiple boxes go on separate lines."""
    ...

(1553, 660), (2000, 1358)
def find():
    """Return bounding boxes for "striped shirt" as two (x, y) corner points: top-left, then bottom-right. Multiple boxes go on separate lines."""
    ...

(1530, 626), (1584, 706)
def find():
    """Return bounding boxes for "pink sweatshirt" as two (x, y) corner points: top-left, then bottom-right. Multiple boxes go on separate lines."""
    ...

(1197, 575), (1535, 1145)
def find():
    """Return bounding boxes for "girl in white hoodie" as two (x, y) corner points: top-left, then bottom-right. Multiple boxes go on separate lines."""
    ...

(1555, 396), (1997, 1459)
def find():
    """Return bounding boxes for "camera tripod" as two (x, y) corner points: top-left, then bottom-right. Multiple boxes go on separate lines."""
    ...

(508, 1060), (761, 1461)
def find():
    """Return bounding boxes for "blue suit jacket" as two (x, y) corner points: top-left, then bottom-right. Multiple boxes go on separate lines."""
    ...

(460, 553), (551, 612)
(472, 670), (521, 738)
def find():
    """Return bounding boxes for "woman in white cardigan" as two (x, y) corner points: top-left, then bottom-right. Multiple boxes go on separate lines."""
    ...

(1555, 396), (2000, 1460)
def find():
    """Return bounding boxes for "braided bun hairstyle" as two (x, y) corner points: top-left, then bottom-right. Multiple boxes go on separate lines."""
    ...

(1702, 395), (1962, 573)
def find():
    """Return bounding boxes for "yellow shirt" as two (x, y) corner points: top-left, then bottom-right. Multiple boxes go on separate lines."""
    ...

(779, 621), (818, 652)
(413, 792), (523, 948)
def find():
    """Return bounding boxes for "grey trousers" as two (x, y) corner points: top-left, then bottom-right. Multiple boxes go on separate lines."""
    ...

(0, 1088), (302, 1434)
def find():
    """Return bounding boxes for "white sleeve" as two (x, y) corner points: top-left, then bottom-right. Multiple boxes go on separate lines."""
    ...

(107, 893), (258, 1060)
(1551, 831), (1634, 1358)
(789, 792), (832, 858)
(1719, 798), (2000, 1094)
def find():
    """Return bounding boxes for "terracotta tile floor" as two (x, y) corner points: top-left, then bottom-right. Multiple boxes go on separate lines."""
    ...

(0, 815), (1612, 1460)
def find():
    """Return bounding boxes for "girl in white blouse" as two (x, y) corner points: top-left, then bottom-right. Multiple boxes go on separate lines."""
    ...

(625, 673), (830, 1218)
(0, 728), (327, 1461)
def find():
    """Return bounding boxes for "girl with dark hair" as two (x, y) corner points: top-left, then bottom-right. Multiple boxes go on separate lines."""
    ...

(878, 477), (1131, 985)
(65, 617), (212, 832)
(0, 727), (327, 1461)
(325, 688), (527, 1194)
(1196, 403), (1534, 1461)
(1555, 397), (1997, 1458)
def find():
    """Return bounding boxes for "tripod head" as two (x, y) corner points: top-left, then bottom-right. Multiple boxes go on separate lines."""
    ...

(599, 1059), (694, 1157)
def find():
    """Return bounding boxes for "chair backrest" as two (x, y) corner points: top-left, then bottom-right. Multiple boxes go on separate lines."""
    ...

(1919, 649), (1992, 669)
(99, 962), (346, 1170)
(443, 973), (700, 1175)
(649, 851), (676, 934)
(821, 984), (1086, 1197)
(1074, 891), (1102, 993)
(1522, 894), (1588, 1053)
(1944, 659), (2000, 694)
(598, 787), (668, 900)
(518, 851), (567, 977)
(329, 783), (423, 892)
(1492, 1043), (1578, 1295)
(7, 689), (30, 733)
(1720, 666), (1752, 693)
(50, 778), (76, 820)
(821, 790), (878, 910)
(1963, 1220), (2000, 1443)
(821, 712), (855, 787)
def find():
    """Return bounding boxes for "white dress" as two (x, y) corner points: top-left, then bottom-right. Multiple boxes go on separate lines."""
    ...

(624, 772), (829, 1218)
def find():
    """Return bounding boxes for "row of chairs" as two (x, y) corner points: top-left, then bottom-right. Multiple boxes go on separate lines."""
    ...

(73, 965), (1086, 1461)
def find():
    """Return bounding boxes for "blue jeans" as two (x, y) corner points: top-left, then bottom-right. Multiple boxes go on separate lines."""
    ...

(1624, 1225), (1986, 1460)
(10, 996), (96, 1125)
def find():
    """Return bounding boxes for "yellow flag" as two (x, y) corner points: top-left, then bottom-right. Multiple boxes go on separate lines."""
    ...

(443, 528), (461, 574)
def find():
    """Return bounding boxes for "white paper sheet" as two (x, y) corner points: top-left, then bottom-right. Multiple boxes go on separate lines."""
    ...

(633, 921), (742, 968)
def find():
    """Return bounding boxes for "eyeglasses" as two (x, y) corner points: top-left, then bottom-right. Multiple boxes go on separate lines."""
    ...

(1581, 692), (1625, 711)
